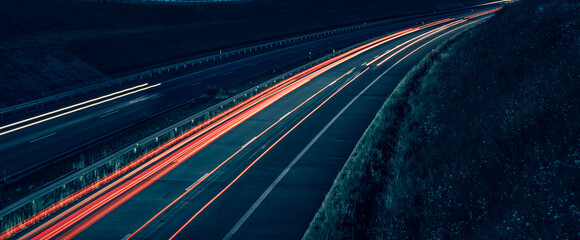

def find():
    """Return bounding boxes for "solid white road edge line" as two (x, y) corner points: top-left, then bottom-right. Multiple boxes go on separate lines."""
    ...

(222, 41), (406, 240)
(222, 18), (486, 239)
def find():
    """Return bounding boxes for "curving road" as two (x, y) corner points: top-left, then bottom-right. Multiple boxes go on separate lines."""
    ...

(5, 8), (502, 239)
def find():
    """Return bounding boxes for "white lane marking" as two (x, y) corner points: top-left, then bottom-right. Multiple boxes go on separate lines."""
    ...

(129, 96), (149, 104)
(0, 84), (148, 132)
(0, 83), (161, 136)
(191, 81), (203, 87)
(30, 132), (56, 143)
(186, 173), (209, 191)
(222, 19), (484, 239)
(99, 110), (119, 118)
(122, 234), (131, 240)
(361, 62), (367, 66)
(223, 71), (234, 75)
(224, 65), (384, 240)
(249, 62), (259, 67)
(148, 93), (165, 100)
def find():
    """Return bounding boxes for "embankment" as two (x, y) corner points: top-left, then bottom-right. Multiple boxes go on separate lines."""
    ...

(305, 0), (579, 238)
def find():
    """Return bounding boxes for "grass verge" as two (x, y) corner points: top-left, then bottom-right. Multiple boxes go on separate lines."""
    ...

(304, 0), (579, 239)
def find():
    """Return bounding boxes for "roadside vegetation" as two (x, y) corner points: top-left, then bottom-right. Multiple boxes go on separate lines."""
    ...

(305, 0), (579, 239)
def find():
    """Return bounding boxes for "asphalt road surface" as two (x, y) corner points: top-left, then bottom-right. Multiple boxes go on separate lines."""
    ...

(9, 10), (499, 239)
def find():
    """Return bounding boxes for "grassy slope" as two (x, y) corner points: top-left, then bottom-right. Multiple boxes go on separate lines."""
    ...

(304, 0), (579, 239)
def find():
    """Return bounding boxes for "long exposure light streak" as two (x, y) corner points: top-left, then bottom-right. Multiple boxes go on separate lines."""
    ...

(57, 53), (372, 239)
(0, 83), (149, 132)
(46, 27), (404, 236)
(170, 15), (494, 239)
(169, 67), (370, 240)
(31, 72), (316, 240)
(17, 65), (323, 239)
(10, 39), (360, 240)
(53, 75), (321, 239)
(125, 68), (356, 240)
(23, 30), (380, 238)
(3, 8), (501, 239)
(13, 57), (316, 240)
(12, 45), (362, 239)
(0, 84), (160, 136)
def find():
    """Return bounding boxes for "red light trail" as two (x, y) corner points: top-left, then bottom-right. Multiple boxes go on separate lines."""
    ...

(0, 8), (502, 240)
(18, 21), (405, 239)
(168, 67), (370, 240)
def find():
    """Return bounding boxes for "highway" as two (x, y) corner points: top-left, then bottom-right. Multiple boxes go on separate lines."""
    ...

(0, 8), (475, 181)
(3, 8), (502, 239)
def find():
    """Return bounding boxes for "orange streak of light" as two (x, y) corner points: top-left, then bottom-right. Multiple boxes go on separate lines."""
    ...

(12, 40), (349, 240)
(29, 42), (367, 239)
(124, 67), (356, 240)
(1, 9), (500, 239)
(33, 70), (314, 240)
(169, 67), (370, 240)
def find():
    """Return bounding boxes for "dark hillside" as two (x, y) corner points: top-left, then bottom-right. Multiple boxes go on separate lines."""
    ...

(0, 0), (491, 108)
(305, 0), (579, 239)
(0, 0), (490, 74)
